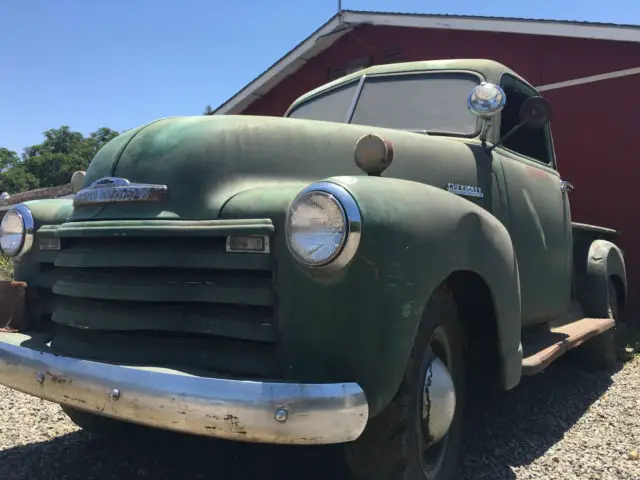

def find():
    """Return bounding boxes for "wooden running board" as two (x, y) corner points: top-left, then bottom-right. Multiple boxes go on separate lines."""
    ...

(521, 317), (615, 375)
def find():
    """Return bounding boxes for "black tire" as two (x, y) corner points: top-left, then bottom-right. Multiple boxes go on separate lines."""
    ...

(344, 285), (465, 480)
(576, 279), (625, 370)
(62, 405), (140, 437)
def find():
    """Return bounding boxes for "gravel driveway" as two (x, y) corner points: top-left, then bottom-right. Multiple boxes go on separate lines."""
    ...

(1, 355), (639, 480)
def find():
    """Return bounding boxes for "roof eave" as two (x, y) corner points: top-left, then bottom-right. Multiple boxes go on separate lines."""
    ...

(213, 13), (348, 115)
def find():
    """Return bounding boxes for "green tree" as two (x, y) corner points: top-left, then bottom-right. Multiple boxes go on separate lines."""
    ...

(203, 104), (214, 115)
(0, 165), (38, 193)
(78, 127), (120, 160)
(0, 148), (37, 192)
(0, 148), (20, 172)
(1, 126), (120, 193)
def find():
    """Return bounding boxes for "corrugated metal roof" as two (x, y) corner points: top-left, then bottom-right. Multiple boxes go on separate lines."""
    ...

(349, 10), (640, 30)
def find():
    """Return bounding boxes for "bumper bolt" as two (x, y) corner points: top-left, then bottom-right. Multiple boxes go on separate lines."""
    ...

(274, 408), (289, 423)
(110, 388), (121, 401)
(36, 372), (45, 384)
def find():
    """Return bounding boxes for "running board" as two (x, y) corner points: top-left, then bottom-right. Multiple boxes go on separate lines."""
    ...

(521, 317), (615, 375)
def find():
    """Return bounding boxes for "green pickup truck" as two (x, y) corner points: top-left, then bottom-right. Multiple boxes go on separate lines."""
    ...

(0, 59), (630, 480)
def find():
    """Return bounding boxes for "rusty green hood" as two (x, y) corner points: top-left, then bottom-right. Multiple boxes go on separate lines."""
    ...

(71, 115), (487, 221)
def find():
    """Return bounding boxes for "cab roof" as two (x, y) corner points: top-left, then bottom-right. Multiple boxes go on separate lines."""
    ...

(287, 58), (527, 111)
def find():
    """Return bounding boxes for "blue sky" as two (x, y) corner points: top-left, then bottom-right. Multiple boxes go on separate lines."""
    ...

(1, 0), (638, 154)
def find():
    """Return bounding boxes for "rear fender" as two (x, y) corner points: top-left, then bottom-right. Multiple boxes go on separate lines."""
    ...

(578, 239), (627, 317)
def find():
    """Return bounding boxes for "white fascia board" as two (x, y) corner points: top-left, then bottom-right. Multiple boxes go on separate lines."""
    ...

(352, 12), (640, 43)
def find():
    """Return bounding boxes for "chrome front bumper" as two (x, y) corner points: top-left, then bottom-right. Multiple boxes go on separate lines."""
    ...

(0, 332), (369, 445)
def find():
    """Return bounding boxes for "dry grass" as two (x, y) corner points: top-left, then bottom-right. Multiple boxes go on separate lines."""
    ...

(629, 327), (640, 356)
(0, 255), (13, 281)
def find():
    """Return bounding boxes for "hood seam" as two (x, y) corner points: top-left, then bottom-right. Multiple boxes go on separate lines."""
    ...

(109, 117), (177, 177)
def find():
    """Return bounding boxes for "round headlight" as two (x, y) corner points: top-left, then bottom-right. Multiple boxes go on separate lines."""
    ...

(285, 182), (361, 270)
(0, 204), (34, 259)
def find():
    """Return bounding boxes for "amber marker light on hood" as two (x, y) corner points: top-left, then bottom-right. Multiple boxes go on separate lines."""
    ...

(354, 134), (394, 176)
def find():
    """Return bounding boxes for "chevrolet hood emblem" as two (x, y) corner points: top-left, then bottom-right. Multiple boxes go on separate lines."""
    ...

(73, 177), (168, 207)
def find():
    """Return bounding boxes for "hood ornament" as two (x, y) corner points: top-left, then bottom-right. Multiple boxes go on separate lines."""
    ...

(74, 177), (168, 207)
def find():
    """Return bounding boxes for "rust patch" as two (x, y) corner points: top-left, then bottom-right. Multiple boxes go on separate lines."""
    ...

(522, 317), (615, 375)
(224, 414), (247, 435)
(45, 372), (72, 384)
(62, 395), (87, 404)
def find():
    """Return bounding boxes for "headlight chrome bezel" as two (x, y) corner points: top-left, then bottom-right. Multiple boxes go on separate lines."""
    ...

(285, 181), (362, 272)
(0, 204), (35, 260)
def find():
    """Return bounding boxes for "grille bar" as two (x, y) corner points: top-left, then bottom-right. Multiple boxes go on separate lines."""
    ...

(55, 237), (272, 271)
(52, 298), (276, 343)
(52, 267), (274, 306)
(50, 325), (281, 379)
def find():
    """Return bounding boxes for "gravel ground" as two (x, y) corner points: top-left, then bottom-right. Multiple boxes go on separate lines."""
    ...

(0, 355), (639, 480)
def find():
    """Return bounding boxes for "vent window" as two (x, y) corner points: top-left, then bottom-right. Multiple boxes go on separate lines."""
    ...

(327, 55), (373, 81)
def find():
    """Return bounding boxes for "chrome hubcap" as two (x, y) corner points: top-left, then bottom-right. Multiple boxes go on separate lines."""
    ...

(421, 356), (456, 446)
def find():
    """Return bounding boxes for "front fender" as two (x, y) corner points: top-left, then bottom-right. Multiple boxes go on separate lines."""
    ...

(330, 176), (523, 403)
(21, 198), (75, 227)
(11, 199), (74, 283)
(578, 240), (627, 317)
(228, 175), (522, 416)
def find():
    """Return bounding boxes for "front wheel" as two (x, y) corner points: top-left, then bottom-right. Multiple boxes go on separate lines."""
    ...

(344, 285), (465, 480)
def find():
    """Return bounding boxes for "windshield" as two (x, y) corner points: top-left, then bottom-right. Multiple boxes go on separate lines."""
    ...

(288, 72), (480, 136)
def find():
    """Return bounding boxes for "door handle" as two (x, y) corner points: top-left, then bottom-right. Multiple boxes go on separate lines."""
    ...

(560, 180), (574, 193)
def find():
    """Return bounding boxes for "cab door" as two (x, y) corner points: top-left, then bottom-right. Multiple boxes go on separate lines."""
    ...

(494, 74), (573, 326)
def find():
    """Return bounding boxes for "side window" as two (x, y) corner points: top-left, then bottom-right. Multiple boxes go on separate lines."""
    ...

(499, 75), (554, 166)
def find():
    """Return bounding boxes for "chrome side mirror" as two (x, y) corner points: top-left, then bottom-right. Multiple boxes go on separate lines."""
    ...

(467, 82), (506, 146)
(467, 82), (506, 119)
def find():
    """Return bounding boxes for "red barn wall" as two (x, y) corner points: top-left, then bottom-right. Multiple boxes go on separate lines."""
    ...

(543, 75), (640, 319)
(240, 25), (640, 318)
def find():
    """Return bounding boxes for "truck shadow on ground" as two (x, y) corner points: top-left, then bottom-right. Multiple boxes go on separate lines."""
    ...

(461, 354), (619, 479)
(0, 356), (617, 480)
